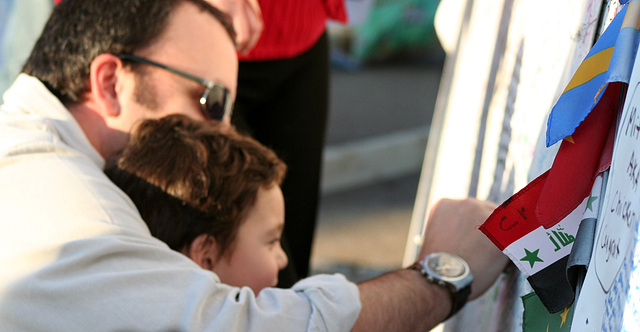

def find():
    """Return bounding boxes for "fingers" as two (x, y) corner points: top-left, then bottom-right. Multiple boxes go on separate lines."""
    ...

(237, 0), (262, 55)
(205, 0), (263, 55)
(232, 0), (263, 55)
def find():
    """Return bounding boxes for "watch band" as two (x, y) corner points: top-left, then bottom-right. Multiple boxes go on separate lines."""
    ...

(409, 262), (471, 319)
(448, 280), (470, 319)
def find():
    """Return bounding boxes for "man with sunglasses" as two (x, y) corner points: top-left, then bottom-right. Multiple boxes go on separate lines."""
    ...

(0, 0), (508, 331)
(117, 54), (234, 122)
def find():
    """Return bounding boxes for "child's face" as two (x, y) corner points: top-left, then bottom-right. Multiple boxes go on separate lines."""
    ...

(212, 185), (288, 294)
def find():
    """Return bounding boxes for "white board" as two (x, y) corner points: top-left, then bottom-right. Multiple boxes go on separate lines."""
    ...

(405, 0), (606, 330)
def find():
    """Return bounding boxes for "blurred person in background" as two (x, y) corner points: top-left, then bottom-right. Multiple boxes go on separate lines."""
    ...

(210, 0), (348, 287)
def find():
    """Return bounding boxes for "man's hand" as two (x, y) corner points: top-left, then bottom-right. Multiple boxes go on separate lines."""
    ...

(207, 0), (263, 55)
(419, 198), (508, 299)
(352, 198), (508, 332)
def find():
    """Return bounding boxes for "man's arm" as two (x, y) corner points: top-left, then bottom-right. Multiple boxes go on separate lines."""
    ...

(352, 198), (508, 331)
(354, 268), (451, 331)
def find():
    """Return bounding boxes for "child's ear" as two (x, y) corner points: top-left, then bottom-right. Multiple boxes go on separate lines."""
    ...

(186, 234), (219, 271)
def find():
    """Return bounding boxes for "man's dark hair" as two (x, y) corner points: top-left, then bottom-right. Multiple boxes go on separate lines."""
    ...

(105, 114), (287, 258)
(22, 0), (234, 104)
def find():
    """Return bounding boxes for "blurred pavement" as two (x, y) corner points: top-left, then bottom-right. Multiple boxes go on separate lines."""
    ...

(310, 50), (444, 282)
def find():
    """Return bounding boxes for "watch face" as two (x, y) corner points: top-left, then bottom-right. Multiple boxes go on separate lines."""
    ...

(427, 253), (466, 278)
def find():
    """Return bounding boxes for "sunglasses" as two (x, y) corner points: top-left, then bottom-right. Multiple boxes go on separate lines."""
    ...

(118, 54), (233, 122)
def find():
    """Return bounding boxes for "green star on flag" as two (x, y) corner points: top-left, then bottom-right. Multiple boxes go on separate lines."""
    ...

(521, 248), (544, 268)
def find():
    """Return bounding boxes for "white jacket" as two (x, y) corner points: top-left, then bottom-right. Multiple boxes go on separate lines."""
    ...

(0, 74), (361, 331)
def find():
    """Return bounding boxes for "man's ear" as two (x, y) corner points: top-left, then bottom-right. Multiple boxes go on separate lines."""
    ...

(88, 53), (123, 117)
(186, 234), (220, 271)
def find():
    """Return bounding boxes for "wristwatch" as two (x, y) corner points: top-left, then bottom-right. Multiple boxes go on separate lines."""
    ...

(409, 252), (473, 319)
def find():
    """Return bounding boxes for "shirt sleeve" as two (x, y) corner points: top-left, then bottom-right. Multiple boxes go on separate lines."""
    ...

(210, 274), (361, 332)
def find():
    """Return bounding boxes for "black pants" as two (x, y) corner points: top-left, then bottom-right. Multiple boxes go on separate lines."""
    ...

(232, 32), (330, 287)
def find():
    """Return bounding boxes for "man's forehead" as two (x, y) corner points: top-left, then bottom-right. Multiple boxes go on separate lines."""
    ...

(140, 1), (238, 94)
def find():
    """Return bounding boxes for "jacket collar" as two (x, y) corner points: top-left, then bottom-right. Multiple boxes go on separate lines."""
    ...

(1, 74), (105, 169)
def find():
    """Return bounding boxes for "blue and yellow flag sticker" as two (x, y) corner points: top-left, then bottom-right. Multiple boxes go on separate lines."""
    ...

(547, 0), (640, 147)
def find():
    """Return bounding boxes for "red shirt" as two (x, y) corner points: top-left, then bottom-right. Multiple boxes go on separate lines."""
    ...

(238, 0), (347, 61)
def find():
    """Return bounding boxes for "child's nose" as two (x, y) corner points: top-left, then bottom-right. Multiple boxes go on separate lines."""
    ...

(277, 245), (288, 270)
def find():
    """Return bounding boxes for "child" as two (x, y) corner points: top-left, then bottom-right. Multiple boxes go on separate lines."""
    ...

(105, 114), (288, 294)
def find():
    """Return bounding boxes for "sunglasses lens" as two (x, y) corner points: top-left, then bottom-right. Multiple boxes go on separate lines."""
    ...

(203, 85), (231, 121)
